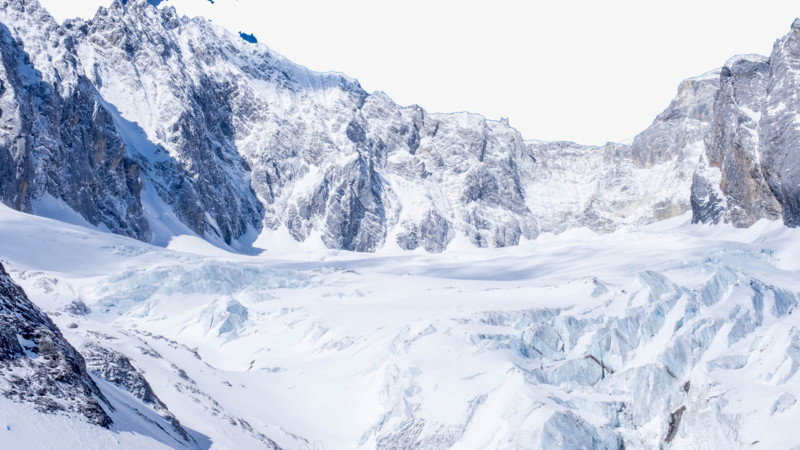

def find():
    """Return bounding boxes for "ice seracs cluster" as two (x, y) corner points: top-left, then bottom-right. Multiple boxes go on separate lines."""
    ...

(3, 205), (800, 448)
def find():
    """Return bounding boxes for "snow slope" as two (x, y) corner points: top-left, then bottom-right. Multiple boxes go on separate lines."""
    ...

(1, 202), (799, 448)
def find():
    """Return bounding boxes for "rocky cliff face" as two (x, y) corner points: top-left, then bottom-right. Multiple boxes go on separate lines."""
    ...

(81, 341), (194, 444)
(692, 20), (800, 227)
(0, 3), (150, 241)
(0, 262), (112, 427)
(761, 19), (800, 227)
(694, 55), (782, 226)
(1, 0), (799, 252)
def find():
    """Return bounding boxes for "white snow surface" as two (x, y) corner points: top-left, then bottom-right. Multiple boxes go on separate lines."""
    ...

(1, 203), (799, 449)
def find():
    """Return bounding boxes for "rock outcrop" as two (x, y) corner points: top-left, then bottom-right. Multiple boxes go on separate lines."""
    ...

(0, 262), (112, 427)
(0, 4), (150, 241)
(760, 19), (800, 227)
(82, 341), (193, 443)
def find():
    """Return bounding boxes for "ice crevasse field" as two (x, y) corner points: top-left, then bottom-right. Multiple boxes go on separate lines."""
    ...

(1, 201), (800, 449)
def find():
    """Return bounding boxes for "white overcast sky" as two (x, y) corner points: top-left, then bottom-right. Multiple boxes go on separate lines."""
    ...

(39, 0), (799, 145)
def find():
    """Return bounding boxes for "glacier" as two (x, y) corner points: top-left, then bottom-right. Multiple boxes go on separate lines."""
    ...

(2, 203), (800, 448)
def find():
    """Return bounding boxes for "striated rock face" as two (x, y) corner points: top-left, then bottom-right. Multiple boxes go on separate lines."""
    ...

(79, 0), (264, 244)
(0, 263), (112, 427)
(81, 341), (193, 443)
(691, 54), (783, 226)
(0, 4), (150, 241)
(1, 0), (800, 251)
(761, 19), (800, 227)
(700, 56), (781, 226)
(692, 20), (800, 228)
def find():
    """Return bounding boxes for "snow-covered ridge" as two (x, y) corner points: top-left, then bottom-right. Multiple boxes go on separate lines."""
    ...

(5, 0), (798, 253)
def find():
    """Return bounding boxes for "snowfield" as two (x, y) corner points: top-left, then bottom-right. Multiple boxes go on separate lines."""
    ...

(1, 203), (799, 449)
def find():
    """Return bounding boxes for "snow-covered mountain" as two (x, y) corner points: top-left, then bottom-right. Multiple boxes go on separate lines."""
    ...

(4, 0), (798, 253)
(2, 0), (800, 448)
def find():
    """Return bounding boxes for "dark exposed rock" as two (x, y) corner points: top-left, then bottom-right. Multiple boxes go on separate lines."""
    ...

(665, 405), (687, 442)
(0, 12), (150, 240)
(81, 341), (193, 443)
(692, 56), (782, 226)
(396, 210), (452, 253)
(82, 342), (162, 407)
(692, 21), (800, 227)
(691, 153), (727, 225)
(0, 263), (112, 427)
(64, 299), (90, 316)
(761, 22), (800, 227)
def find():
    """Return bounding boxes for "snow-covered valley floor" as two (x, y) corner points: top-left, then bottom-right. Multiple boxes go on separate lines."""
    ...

(1, 203), (799, 449)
